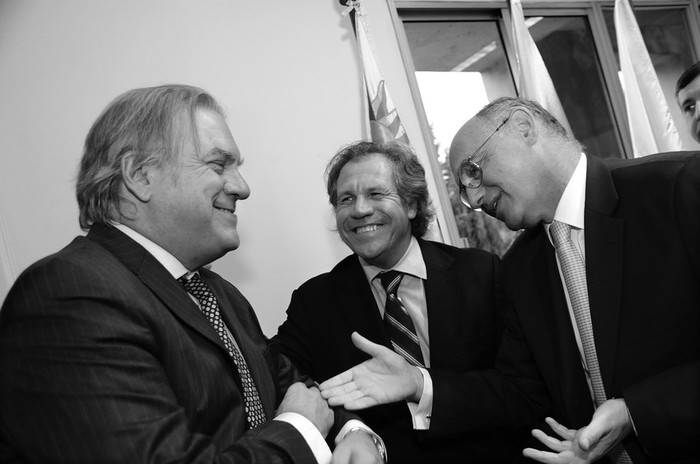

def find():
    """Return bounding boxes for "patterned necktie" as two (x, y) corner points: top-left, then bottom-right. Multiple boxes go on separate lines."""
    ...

(379, 270), (425, 368)
(550, 221), (632, 463)
(178, 273), (266, 429)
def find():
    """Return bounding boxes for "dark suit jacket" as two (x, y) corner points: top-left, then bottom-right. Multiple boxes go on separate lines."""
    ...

(433, 152), (700, 463)
(275, 239), (533, 463)
(0, 224), (319, 463)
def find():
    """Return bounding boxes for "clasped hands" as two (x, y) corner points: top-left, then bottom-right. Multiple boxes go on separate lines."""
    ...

(319, 331), (633, 464)
(277, 377), (384, 463)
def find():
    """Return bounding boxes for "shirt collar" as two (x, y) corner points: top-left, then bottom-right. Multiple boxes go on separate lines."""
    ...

(552, 153), (587, 230)
(359, 236), (427, 282)
(112, 223), (190, 279)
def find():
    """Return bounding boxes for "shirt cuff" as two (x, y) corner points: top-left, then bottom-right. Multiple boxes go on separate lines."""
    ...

(407, 367), (433, 430)
(275, 412), (332, 464)
(334, 419), (373, 446)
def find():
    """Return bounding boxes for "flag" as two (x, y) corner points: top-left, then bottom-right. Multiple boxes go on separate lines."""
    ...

(614, 0), (683, 156)
(344, 0), (409, 144)
(509, 0), (573, 135)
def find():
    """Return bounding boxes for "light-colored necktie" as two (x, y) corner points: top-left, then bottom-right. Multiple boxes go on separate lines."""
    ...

(379, 270), (425, 368)
(550, 221), (632, 463)
(179, 273), (266, 429)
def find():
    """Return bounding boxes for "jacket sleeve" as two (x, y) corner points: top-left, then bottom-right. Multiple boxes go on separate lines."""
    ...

(0, 256), (315, 464)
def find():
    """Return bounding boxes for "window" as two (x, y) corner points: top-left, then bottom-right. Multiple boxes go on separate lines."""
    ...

(396, 1), (700, 254)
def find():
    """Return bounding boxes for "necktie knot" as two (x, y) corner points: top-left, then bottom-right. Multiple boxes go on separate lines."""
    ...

(379, 270), (404, 296)
(550, 220), (572, 249)
(178, 272), (205, 293)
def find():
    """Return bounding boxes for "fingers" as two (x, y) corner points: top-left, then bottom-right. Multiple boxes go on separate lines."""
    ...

(522, 448), (564, 464)
(545, 417), (576, 440)
(350, 332), (387, 358)
(320, 381), (359, 402)
(319, 369), (355, 390)
(531, 428), (569, 453)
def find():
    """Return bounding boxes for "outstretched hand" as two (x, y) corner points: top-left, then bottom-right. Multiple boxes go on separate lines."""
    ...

(319, 332), (423, 409)
(523, 399), (633, 463)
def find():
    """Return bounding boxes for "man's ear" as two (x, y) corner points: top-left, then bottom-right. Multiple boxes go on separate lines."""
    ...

(121, 152), (153, 202)
(510, 107), (538, 146)
(407, 202), (417, 220)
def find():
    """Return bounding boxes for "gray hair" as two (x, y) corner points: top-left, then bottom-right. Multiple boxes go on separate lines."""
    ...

(76, 84), (223, 230)
(479, 96), (575, 142)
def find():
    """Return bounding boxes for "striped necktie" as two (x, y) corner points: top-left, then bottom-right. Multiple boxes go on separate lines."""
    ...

(179, 273), (266, 429)
(550, 221), (632, 463)
(379, 270), (425, 368)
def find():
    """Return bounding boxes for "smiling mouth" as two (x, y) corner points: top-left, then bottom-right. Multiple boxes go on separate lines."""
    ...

(354, 224), (381, 234)
(215, 206), (235, 214)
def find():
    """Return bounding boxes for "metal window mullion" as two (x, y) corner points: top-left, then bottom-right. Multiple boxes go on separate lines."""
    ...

(390, 1), (465, 247)
(589, 2), (635, 158)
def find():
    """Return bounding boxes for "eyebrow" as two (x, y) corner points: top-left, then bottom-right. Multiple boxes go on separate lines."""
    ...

(205, 147), (243, 165)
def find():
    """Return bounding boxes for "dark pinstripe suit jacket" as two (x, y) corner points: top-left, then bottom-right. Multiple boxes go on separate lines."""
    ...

(0, 224), (317, 463)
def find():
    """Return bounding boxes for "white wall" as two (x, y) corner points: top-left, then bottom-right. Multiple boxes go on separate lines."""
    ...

(0, 0), (378, 335)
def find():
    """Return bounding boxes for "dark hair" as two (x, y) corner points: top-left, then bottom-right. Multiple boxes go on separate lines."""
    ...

(676, 61), (700, 97)
(76, 84), (224, 230)
(325, 140), (435, 238)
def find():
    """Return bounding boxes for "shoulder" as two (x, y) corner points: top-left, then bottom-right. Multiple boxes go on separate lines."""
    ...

(8, 235), (128, 296)
(419, 238), (499, 268)
(601, 151), (700, 180)
(501, 228), (543, 268)
(295, 253), (360, 291)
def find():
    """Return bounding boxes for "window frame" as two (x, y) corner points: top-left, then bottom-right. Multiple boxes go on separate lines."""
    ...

(390, 0), (700, 247)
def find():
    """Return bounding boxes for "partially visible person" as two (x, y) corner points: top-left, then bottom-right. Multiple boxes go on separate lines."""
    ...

(321, 97), (700, 463)
(676, 61), (700, 144)
(0, 84), (382, 464)
(275, 140), (536, 463)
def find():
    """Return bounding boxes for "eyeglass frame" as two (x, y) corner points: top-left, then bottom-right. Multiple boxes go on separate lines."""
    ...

(457, 114), (511, 211)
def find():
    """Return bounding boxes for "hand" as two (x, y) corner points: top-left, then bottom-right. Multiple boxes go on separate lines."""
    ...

(319, 332), (423, 409)
(331, 429), (384, 464)
(277, 382), (334, 438)
(523, 399), (633, 463)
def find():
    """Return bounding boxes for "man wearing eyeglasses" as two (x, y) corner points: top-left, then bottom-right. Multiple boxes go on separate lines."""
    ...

(321, 97), (700, 463)
(275, 140), (536, 463)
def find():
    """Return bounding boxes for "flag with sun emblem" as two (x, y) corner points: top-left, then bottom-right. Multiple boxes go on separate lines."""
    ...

(344, 0), (409, 144)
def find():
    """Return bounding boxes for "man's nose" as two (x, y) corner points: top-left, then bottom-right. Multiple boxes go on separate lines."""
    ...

(351, 196), (373, 216)
(464, 186), (485, 211)
(224, 168), (250, 199)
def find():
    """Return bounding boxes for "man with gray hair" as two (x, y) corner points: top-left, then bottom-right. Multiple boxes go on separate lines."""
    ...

(0, 84), (382, 463)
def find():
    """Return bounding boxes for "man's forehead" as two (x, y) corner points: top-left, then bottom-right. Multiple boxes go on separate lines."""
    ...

(679, 74), (700, 96)
(450, 116), (498, 163)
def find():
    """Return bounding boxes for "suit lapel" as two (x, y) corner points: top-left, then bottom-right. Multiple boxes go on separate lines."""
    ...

(335, 257), (392, 352)
(204, 274), (276, 416)
(419, 240), (456, 367)
(584, 157), (624, 392)
(509, 229), (592, 425)
(537, 231), (594, 423)
(87, 224), (228, 356)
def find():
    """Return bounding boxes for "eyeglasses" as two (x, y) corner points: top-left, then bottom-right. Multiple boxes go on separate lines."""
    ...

(457, 115), (510, 210)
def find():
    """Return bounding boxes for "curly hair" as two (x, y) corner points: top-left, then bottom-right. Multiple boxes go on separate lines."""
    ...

(325, 140), (435, 238)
